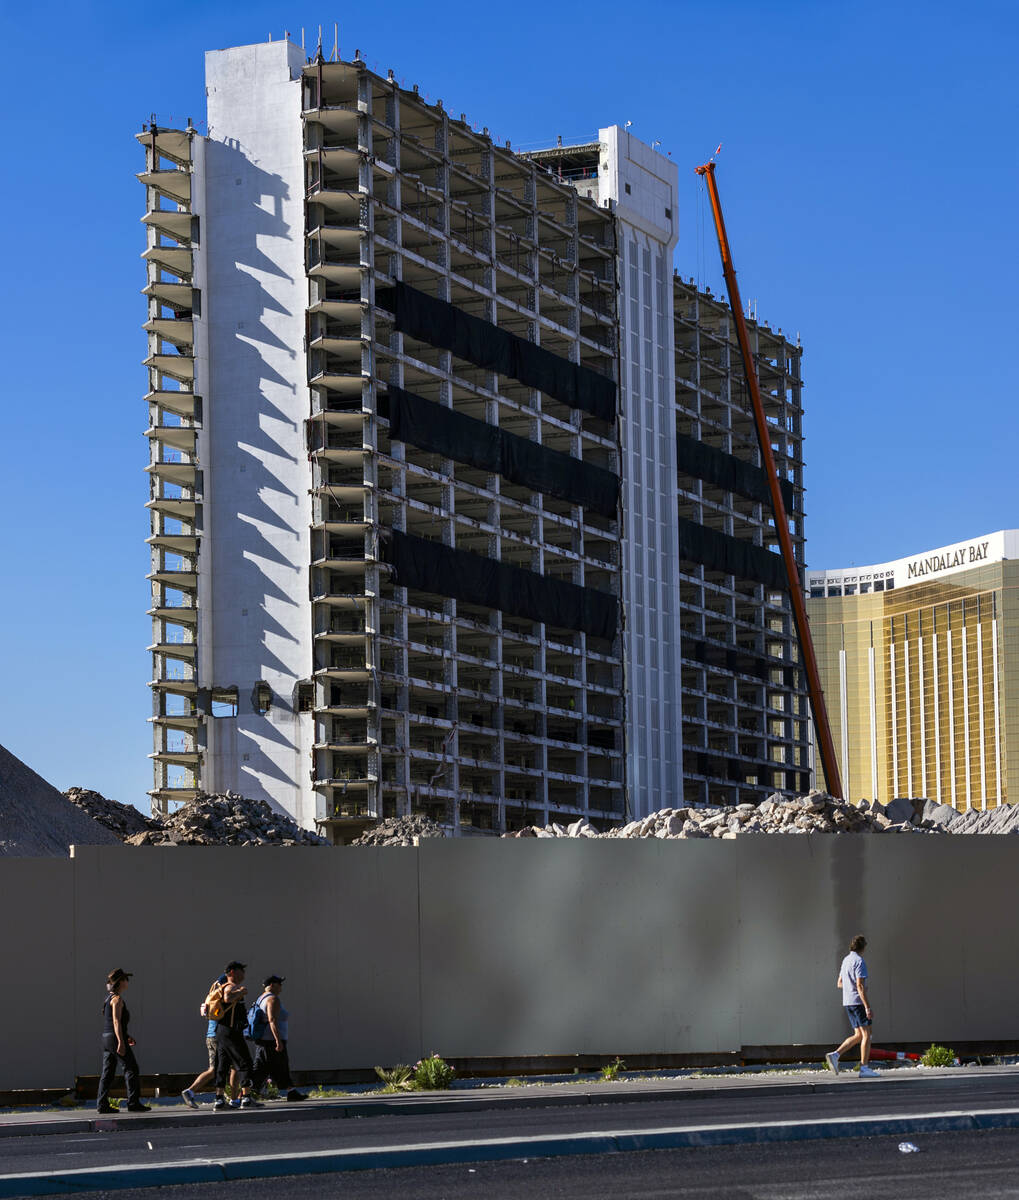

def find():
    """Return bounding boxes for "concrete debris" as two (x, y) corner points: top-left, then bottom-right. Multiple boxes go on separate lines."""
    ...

(0, 744), (121, 857)
(504, 793), (1019, 840)
(64, 787), (159, 839)
(351, 815), (448, 847)
(122, 792), (328, 846)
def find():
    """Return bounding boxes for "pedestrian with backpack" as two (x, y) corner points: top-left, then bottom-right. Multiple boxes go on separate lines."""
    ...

(211, 961), (261, 1109)
(181, 973), (239, 1108)
(96, 968), (150, 1113)
(247, 975), (306, 1102)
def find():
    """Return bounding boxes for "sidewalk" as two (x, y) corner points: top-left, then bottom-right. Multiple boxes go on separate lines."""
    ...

(2, 1061), (1017, 1140)
(4, 1065), (1019, 1196)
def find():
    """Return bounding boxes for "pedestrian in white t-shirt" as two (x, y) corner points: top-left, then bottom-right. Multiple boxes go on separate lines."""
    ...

(824, 934), (878, 1077)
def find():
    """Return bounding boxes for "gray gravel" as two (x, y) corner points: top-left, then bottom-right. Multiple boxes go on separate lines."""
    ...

(0, 743), (121, 856)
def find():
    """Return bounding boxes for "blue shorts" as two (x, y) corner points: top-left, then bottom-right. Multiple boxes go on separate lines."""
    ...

(845, 1004), (871, 1029)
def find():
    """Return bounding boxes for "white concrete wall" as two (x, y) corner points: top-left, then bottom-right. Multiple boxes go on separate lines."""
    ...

(5, 837), (1017, 1090)
(200, 42), (317, 827)
(599, 128), (684, 818)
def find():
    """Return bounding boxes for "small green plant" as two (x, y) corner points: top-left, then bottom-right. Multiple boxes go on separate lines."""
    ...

(374, 1065), (417, 1093)
(505, 1077), (526, 1088)
(599, 1057), (626, 1082)
(921, 1043), (957, 1067)
(261, 1081), (280, 1100)
(107, 1097), (121, 1110)
(413, 1054), (455, 1091)
(307, 1086), (350, 1099)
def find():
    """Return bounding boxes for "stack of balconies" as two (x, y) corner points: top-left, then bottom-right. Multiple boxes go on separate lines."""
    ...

(138, 124), (203, 813)
(303, 63), (380, 826)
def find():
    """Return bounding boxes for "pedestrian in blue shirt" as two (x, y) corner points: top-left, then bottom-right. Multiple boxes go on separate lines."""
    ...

(825, 934), (878, 1077)
(181, 973), (238, 1108)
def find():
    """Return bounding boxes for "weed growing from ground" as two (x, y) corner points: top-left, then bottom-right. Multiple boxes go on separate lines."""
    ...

(374, 1065), (417, 1093)
(413, 1054), (455, 1090)
(921, 1044), (957, 1067)
(599, 1057), (626, 1082)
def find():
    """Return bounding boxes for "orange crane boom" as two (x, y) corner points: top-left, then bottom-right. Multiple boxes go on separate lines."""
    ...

(695, 160), (843, 800)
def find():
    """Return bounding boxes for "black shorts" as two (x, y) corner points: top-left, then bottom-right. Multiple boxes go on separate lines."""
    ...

(845, 1003), (871, 1028)
(214, 1025), (252, 1086)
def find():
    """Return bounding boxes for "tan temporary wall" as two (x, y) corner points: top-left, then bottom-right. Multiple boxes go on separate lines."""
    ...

(2, 836), (1017, 1090)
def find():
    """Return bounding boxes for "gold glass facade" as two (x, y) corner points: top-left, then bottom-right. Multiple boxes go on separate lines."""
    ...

(807, 557), (1019, 809)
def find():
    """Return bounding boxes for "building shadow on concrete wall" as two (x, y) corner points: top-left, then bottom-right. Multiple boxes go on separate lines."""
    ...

(202, 138), (313, 809)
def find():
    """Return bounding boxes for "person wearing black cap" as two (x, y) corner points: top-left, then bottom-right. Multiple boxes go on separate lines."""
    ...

(248, 976), (306, 1102)
(97, 969), (150, 1113)
(213, 961), (260, 1110)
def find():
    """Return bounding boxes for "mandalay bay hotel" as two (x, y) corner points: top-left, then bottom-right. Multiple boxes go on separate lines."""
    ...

(806, 530), (1019, 810)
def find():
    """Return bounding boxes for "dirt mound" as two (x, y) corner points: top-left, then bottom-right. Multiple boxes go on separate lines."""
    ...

(0, 744), (121, 856)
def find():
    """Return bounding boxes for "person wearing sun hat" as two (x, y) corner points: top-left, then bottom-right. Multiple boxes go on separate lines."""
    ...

(96, 968), (150, 1113)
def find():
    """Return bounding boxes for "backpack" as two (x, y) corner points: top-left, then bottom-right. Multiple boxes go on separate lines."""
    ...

(204, 980), (227, 1022)
(245, 994), (270, 1042)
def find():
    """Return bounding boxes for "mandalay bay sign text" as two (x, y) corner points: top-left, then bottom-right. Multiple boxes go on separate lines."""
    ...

(906, 540), (991, 580)
(806, 531), (1017, 593)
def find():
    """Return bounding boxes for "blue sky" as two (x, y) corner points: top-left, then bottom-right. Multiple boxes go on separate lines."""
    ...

(1, 0), (1015, 808)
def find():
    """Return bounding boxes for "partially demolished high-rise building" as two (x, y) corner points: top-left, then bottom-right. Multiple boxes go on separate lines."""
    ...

(140, 39), (809, 836)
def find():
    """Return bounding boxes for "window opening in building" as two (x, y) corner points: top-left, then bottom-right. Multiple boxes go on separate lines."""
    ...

(253, 682), (272, 714)
(211, 688), (238, 718)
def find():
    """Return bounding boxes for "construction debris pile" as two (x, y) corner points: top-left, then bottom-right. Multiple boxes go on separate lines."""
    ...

(504, 793), (1008, 839)
(924, 800), (1019, 834)
(65, 787), (158, 839)
(95, 792), (330, 847)
(351, 815), (447, 847)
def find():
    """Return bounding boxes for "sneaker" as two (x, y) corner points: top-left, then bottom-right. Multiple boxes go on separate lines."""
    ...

(126, 1103), (151, 1113)
(240, 1095), (263, 1108)
(858, 1065), (879, 1077)
(213, 1097), (228, 1110)
(181, 1088), (199, 1109)
(96, 1103), (115, 1114)
(286, 1089), (307, 1102)
(825, 1051), (840, 1075)
(228, 1097), (241, 1108)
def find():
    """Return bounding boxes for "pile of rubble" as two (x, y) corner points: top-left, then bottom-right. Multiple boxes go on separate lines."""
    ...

(924, 800), (1019, 834)
(506, 792), (949, 840)
(120, 792), (329, 847)
(351, 814), (447, 847)
(65, 787), (158, 839)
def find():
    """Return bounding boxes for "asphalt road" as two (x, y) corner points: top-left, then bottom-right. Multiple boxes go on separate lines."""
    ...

(3, 1072), (1019, 1180)
(29, 1130), (1019, 1199)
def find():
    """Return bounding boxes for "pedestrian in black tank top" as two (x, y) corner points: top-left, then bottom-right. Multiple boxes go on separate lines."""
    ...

(97, 968), (150, 1113)
(213, 960), (262, 1109)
